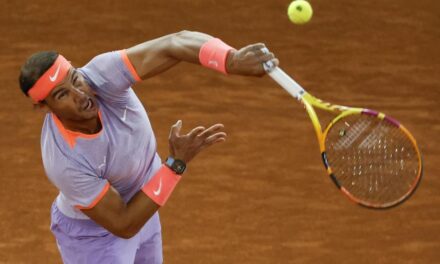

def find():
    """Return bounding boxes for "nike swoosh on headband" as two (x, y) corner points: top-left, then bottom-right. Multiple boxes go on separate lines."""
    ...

(49, 64), (62, 82)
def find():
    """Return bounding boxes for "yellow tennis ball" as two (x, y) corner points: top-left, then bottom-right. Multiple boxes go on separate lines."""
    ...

(288, 0), (313, 25)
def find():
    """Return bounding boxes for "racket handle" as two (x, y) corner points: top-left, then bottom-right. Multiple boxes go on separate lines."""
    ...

(266, 67), (306, 99)
(261, 48), (306, 99)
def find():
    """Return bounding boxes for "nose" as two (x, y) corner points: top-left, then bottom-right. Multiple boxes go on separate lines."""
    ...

(73, 86), (85, 95)
(72, 86), (87, 103)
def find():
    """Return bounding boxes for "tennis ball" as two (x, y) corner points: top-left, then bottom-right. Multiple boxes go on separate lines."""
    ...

(288, 0), (313, 25)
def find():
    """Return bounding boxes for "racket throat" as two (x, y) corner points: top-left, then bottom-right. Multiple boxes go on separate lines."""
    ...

(321, 151), (342, 188)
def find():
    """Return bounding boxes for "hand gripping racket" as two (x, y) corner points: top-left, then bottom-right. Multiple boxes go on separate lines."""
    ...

(262, 57), (423, 209)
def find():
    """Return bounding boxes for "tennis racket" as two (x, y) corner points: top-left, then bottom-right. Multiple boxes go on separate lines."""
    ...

(262, 58), (423, 209)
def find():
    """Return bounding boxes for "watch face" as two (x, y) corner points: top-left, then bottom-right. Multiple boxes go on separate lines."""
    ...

(173, 160), (186, 174)
(176, 164), (184, 172)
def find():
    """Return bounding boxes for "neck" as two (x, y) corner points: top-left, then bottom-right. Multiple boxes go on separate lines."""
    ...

(59, 115), (102, 134)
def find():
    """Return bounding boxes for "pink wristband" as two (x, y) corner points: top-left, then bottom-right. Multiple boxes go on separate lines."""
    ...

(142, 165), (181, 206)
(199, 38), (235, 74)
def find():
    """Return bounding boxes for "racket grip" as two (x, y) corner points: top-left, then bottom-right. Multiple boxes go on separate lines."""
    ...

(261, 48), (306, 100)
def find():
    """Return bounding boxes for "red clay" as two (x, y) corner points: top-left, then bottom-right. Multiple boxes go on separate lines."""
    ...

(1, 0), (439, 263)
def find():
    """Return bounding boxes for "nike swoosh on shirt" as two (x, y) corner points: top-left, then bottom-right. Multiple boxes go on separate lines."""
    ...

(49, 64), (62, 82)
(121, 107), (127, 121)
(98, 155), (107, 169)
(153, 177), (162, 196)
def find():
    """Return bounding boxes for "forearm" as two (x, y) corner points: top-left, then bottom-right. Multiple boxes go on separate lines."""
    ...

(116, 120), (226, 237)
(166, 30), (214, 64)
(82, 165), (181, 239)
(118, 190), (160, 238)
(169, 31), (237, 74)
(81, 187), (159, 239)
(166, 31), (275, 76)
(127, 31), (277, 80)
(126, 31), (215, 79)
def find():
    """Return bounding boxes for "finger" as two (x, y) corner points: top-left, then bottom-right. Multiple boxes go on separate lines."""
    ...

(252, 47), (273, 57)
(252, 49), (265, 57)
(260, 47), (270, 54)
(251, 43), (266, 50)
(169, 120), (182, 139)
(259, 52), (275, 62)
(270, 58), (280, 67)
(214, 137), (226, 143)
(205, 132), (227, 143)
(197, 124), (225, 138)
(200, 132), (227, 149)
(188, 126), (206, 138)
(241, 43), (266, 53)
(208, 137), (226, 146)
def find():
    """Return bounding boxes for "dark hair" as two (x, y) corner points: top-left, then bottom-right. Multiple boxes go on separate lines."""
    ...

(18, 51), (59, 96)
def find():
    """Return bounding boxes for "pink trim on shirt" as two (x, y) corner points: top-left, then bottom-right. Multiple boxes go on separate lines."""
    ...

(52, 111), (103, 148)
(75, 182), (110, 210)
(119, 50), (142, 82)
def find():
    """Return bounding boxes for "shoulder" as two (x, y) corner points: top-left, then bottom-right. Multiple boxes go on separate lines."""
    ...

(78, 50), (140, 87)
(77, 51), (140, 102)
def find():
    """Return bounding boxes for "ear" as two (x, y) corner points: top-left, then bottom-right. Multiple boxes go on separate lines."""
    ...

(33, 101), (51, 114)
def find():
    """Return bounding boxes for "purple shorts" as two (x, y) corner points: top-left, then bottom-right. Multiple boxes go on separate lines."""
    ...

(50, 203), (163, 264)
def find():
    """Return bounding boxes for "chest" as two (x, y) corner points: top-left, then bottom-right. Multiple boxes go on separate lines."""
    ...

(75, 100), (157, 185)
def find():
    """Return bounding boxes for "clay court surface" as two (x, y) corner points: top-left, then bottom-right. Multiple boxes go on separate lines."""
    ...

(1, 0), (439, 263)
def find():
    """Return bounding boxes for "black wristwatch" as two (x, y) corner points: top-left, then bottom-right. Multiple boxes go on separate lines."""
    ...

(165, 156), (186, 175)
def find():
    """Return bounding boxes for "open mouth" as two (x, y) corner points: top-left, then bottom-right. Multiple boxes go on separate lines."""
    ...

(82, 98), (95, 111)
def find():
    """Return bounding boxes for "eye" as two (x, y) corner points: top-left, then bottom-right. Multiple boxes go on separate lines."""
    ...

(57, 90), (68, 100)
(73, 76), (79, 86)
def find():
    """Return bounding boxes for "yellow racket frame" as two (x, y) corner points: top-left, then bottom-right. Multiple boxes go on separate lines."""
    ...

(301, 92), (423, 208)
(263, 63), (423, 208)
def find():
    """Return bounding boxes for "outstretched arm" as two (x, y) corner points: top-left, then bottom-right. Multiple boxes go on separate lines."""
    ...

(126, 30), (278, 79)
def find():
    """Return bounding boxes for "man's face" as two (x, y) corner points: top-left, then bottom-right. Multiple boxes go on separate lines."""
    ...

(43, 68), (98, 121)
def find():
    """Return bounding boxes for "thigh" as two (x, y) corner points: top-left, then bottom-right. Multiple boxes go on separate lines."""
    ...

(51, 203), (140, 264)
(134, 231), (163, 264)
(56, 236), (139, 264)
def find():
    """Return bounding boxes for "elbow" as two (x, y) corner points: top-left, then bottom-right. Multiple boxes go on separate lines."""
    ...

(115, 230), (136, 239)
(108, 219), (140, 239)
(170, 30), (205, 45)
(174, 30), (194, 37)
(169, 30), (193, 47)
(112, 227), (138, 239)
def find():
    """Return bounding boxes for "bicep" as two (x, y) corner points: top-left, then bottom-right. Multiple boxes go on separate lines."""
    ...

(80, 186), (128, 236)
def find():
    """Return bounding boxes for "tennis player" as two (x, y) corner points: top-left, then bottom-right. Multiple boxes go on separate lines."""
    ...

(18, 31), (278, 263)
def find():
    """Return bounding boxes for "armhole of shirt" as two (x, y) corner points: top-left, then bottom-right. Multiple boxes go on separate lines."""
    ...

(74, 182), (111, 210)
(119, 50), (142, 82)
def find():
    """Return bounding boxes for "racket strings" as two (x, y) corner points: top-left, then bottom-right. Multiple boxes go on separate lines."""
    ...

(325, 115), (420, 206)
